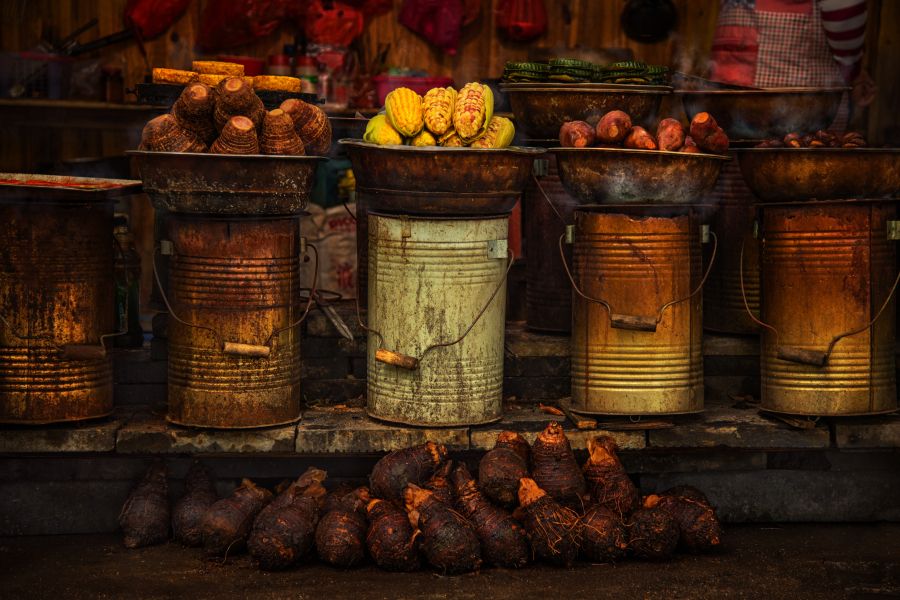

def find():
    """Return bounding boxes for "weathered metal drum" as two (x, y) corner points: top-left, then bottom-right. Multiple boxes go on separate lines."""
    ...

(164, 215), (304, 428)
(758, 200), (898, 416)
(367, 213), (509, 426)
(0, 176), (138, 423)
(524, 154), (579, 333)
(570, 205), (707, 415)
(355, 190), (370, 310)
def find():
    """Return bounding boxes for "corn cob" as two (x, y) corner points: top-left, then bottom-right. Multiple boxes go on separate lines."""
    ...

(439, 131), (465, 147)
(470, 116), (515, 149)
(384, 87), (424, 137)
(364, 114), (403, 146)
(423, 87), (457, 136)
(452, 82), (494, 142)
(408, 129), (437, 147)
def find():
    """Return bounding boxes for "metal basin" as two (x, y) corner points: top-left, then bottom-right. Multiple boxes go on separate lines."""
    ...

(129, 151), (325, 215)
(737, 148), (900, 202)
(501, 83), (671, 139)
(553, 147), (728, 205)
(340, 139), (545, 216)
(677, 87), (847, 141)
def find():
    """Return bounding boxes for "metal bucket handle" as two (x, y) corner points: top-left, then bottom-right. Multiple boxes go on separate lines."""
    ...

(532, 172), (570, 228)
(739, 233), (900, 368)
(558, 229), (718, 333)
(151, 240), (319, 358)
(374, 248), (515, 371)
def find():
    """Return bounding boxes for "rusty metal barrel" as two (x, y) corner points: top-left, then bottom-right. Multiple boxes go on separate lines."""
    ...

(0, 175), (139, 424)
(569, 205), (709, 415)
(366, 213), (510, 426)
(757, 200), (898, 416)
(162, 215), (304, 428)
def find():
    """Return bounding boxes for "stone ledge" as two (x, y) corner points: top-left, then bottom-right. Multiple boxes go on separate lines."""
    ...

(833, 416), (900, 449)
(0, 412), (127, 454)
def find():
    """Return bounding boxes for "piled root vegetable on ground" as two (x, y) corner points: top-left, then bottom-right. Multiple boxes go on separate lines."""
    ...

(118, 424), (722, 573)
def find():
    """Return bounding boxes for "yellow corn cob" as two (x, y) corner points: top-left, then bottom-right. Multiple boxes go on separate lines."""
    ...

(439, 131), (465, 147)
(408, 130), (437, 147)
(363, 114), (403, 146)
(452, 82), (494, 142)
(384, 87), (424, 137)
(469, 116), (515, 149)
(423, 87), (457, 136)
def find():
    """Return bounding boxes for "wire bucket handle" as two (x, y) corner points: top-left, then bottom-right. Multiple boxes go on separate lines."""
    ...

(152, 239), (319, 358)
(558, 227), (717, 333)
(739, 229), (900, 368)
(375, 246), (515, 371)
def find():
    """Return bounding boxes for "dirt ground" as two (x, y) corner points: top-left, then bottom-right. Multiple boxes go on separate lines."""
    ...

(2, 524), (898, 599)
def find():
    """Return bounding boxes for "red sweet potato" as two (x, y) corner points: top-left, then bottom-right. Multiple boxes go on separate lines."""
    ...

(627, 504), (679, 560)
(583, 436), (640, 517)
(681, 136), (702, 153)
(559, 120), (596, 148)
(783, 132), (802, 147)
(172, 462), (217, 547)
(531, 422), (586, 510)
(201, 478), (273, 557)
(478, 432), (530, 508)
(656, 118), (685, 151)
(580, 505), (628, 563)
(405, 484), (482, 574)
(315, 487), (370, 568)
(119, 461), (170, 549)
(689, 112), (720, 141)
(595, 110), (632, 144)
(370, 441), (448, 504)
(366, 499), (420, 572)
(623, 126), (658, 150)
(518, 478), (582, 567)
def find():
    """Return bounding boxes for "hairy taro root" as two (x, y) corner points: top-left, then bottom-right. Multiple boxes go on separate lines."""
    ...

(315, 487), (370, 568)
(424, 460), (455, 507)
(139, 114), (206, 153)
(210, 115), (259, 155)
(647, 488), (723, 553)
(478, 431), (530, 508)
(623, 126), (658, 150)
(559, 120), (595, 148)
(213, 76), (264, 131)
(119, 461), (170, 549)
(201, 478), (273, 556)
(656, 118), (685, 151)
(451, 464), (529, 568)
(627, 505), (679, 560)
(596, 110), (633, 144)
(518, 478), (582, 567)
(172, 462), (218, 547)
(260, 108), (305, 155)
(531, 422), (586, 510)
(405, 484), (482, 574)
(280, 98), (332, 155)
(172, 82), (217, 144)
(580, 505), (628, 563)
(366, 499), (421, 572)
(369, 441), (448, 504)
(583, 436), (640, 517)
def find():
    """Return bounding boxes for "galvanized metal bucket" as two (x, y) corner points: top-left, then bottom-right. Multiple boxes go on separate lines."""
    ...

(567, 205), (714, 416)
(366, 213), (510, 426)
(751, 200), (898, 416)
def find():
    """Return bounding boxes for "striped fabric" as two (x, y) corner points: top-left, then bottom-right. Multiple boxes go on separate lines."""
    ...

(819, 0), (867, 81)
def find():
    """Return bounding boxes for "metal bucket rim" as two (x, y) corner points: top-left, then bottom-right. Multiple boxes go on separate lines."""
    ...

(552, 146), (730, 161)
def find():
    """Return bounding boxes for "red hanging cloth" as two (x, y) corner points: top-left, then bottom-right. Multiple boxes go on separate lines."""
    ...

(123, 0), (192, 40)
(495, 0), (547, 42)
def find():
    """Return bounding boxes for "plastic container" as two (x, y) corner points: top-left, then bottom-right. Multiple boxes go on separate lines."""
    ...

(373, 75), (454, 105)
(267, 54), (291, 76)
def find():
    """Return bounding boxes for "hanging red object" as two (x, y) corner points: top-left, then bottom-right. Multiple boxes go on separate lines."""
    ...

(399, 0), (465, 56)
(124, 0), (191, 40)
(198, 0), (290, 52)
(304, 0), (365, 46)
(495, 0), (547, 42)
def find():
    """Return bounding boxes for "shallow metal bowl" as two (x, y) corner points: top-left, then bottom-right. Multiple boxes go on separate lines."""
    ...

(553, 147), (729, 205)
(501, 83), (671, 140)
(0, 173), (141, 202)
(340, 139), (545, 216)
(677, 87), (848, 141)
(128, 151), (325, 215)
(736, 148), (900, 202)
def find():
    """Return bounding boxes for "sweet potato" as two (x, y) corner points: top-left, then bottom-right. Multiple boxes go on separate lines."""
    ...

(627, 505), (679, 560)
(595, 110), (632, 144)
(424, 460), (454, 507)
(531, 422), (586, 510)
(656, 118), (685, 151)
(580, 505), (628, 563)
(369, 441), (448, 504)
(783, 132), (802, 148)
(478, 437), (529, 508)
(119, 461), (170, 549)
(315, 487), (370, 568)
(405, 484), (482, 574)
(172, 462), (217, 547)
(623, 126), (658, 150)
(452, 464), (529, 568)
(681, 136), (702, 153)
(201, 478), (273, 557)
(366, 499), (420, 572)
(583, 436), (640, 517)
(247, 468), (327, 570)
(649, 488), (723, 553)
(689, 112), (720, 142)
(559, 120), (595, 148)
(518, 478), (582, 567)
(699, 128), (729, 153)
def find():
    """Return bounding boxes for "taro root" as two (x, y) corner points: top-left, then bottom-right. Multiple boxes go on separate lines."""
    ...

(664, 484), (709, 505)
(172, 82), (217, 144)
(681, 136), (701, 153)
(451, 464), (529, 568)
(322, 482), (357, 514)
(624, 126), (658, 150)
(690, 112), (729, 154)
(260, 108), (305, 155)
(404, 484), (482, 574)
(559, 120), (595, 148)
(656, 118), (685, 152)
(201, 478), (273, 556)
(369, 441), (448, 504)
(119, 461), (170, 549)
(647, 489), (723, 553)
(172, 462), (218, 547)
(627, 505), (679, 560)
(315, 487), (370, 568)
(517, 478), (582, 567)
(366, 499), (420, 572)
(210, 115), (259, 155)
(424, 460), (454, 506)
(247, 468), (327, 570)
(580, 505), (627, 563)
(531, 422), (586, 510)
(280, 98), (332, 156)
(583, 435), (640, 517)
(139, 114), (207, 153)
(213, 76), (264, 131)
(596, 110), (632, 144)
(478, 431), (530, 508)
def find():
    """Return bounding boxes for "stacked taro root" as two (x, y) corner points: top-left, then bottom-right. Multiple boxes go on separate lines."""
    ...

(559, 110), (730, 155)
(119, 423), (721, 573)
(138, 77), (331, 157)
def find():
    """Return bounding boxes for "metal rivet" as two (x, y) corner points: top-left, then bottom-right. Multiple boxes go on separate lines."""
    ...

(533, 158), (549, 177)
(487, 239), (508, 259)
(701, 224), (710, 243)
(160, 240), (174, 255)
(565, 224), (574, 244)
(888, 220), (900, 241)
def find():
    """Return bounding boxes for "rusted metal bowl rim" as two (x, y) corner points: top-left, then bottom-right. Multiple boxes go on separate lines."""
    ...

(551, 147), (731, 161)
(503, 87), (674, 96)
(501, 83), (674, 93)
(339, 139), (546, 156)
(675, 86), (850, 96)
(734, 147), (900, 155)
(127, 150), (328, 163)
(0, 173), (142, 202)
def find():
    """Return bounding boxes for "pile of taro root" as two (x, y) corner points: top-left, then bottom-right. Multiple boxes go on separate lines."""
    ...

(119, 423), (721, 573)
(755, 130), (867, 148)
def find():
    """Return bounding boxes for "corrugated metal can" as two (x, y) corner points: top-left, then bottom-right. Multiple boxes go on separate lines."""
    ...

(0, 200), (114, 423)
(367, 213), (509, 426)
(758, 200), (898, 416)
(570, 205), (707, 415)
(164, 215), (303, 428)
